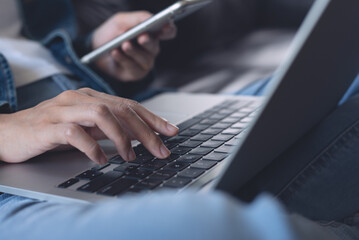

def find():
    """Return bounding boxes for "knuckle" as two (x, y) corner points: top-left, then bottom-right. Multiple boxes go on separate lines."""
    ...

(90, 104), (110, 118)
(78, 88), (93, 94)
(64, 124), (81, 139)
(126, 99), (139, 108)
(57, 90), (78, 101)
(117, 103), (133, 115)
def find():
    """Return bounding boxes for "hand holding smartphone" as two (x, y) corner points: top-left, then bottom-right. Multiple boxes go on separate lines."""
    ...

(80, 0), (212, 64)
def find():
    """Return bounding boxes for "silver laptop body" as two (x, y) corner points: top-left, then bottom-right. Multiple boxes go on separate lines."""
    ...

(0, 0), (359, 203)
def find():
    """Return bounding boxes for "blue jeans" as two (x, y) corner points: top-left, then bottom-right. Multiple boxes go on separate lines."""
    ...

(1, 76), (359, 239)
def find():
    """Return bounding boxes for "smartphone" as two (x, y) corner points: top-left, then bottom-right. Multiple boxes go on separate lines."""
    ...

(80, 0), (212, 64)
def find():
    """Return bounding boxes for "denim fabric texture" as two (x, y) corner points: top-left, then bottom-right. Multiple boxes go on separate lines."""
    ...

(0, 0), (141, 113)
(1, 1), (359, 239)
(0, 54), (16, 112)
(238, 94), (359, 222)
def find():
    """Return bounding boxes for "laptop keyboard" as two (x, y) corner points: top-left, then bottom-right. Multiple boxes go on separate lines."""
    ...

(58, 99), (261, 196)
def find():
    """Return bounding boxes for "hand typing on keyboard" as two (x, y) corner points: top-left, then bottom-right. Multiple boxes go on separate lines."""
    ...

(0, 88), (178, 164)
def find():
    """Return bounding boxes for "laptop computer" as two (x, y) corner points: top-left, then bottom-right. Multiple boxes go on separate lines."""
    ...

(0, 0), (359, 203)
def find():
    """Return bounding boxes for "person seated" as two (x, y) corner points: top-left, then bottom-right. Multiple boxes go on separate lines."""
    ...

(0, 1), (358, 240)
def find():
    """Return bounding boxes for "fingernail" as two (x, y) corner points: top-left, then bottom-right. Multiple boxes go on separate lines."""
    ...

(167, 123), (179, 133)
(128, 149), (136, 161)
(123, 42), (132, 52)
(160, 144), (171, 158)
(140, 35), (149, 44)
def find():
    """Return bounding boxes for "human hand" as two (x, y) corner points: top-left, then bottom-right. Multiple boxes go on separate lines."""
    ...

(0, 88), (178, 164)
(92, 11), (177, 82)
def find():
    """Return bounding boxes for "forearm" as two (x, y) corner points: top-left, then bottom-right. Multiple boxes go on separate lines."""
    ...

(0, 192), (336, 240)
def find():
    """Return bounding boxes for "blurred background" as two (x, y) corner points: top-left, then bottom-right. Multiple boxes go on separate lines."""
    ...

(73, 0), (314, 94)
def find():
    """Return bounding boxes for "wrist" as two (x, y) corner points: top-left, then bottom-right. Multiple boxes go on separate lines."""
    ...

(0, 113), (16, 162)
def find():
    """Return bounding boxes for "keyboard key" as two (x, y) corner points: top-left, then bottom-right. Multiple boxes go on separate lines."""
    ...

(212, 134), (234, 142)
(221, 100), (240, 107)
(201, 128), (223, 135)
(191, 160), (217, 170)
(164, 177), (191, 188)
(98, 178), (137, 196)
(240, 117), (253, 123)
(58, 178), (79, 188)
(76, 170), (103, 180)
(133, 145), (147, 155)
(203, 152), (229, 162)
(189, 147), (213, 156)
(125, 169), (152, 180)
(91, 163), (110, 171)
(220, 117), (239, 124)
(200, 119), (218, 125)
(135, 179), (163, 190)
(113, 163), (139, 173)
(230, 112), (249, 118)
(179, 140), (202, 148)
(239, 107), (256, 113)
(178, 168), (205, 179)
(177, 118), (201, 131)
(225, 138), (240, 146)
(201, 140), (224, 148)
(131, 154), (154, 164)
(125, 187), (147, 194)
(222, 128), (243, 135)
(231, 122), (248, 129)
(164, 142), (178, 150)
(164, 162), (190, 172)
(191, 134), (212, 142)
(227, 101), (250, 109)
(140, 160), (166, 171)
(158, 154), (180, 163)
(166, 136), (190, 144)
(171, 146), (192, 155)
(160, 135), (170, 142)
(78, 171), (123, 193)
(193, 112), (213, 119)
(150, 170), (176, 180)
(179, 129), (202, 137)
(176, 154), (202, 163)
(218, 109), (235, 115)
(190, 124), (210, 131)
(215, 145), (234, 154)
(211, 123), (233, 129)
(209, 114), (225, 120)
(109, 155), (125, 164)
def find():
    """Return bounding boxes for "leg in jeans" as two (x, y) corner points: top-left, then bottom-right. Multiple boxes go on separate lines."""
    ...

(238, 94), (359, 239)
